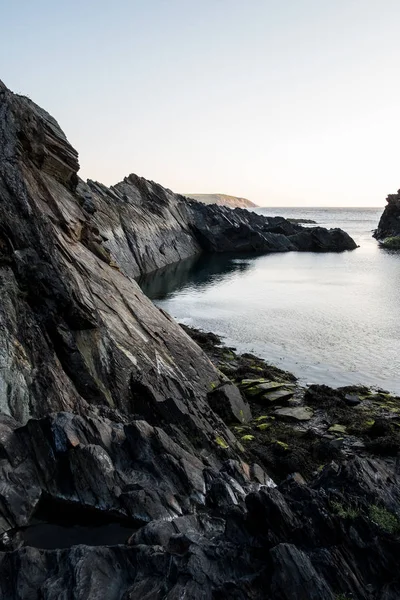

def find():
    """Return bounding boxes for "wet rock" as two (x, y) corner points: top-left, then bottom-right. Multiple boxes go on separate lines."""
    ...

(345, 393), (361, 406)
(240, 380), (291, 397)
(379, 235), (400, 249)
(290, 473), (307, 486)
(246, 487), (301, 539)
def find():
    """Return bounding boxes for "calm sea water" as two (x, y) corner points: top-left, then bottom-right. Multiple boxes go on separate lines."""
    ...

(139, 207), (400, 394)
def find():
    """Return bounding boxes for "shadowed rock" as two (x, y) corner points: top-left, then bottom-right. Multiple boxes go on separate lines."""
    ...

(208, 382), (252, 424)
(375, 189), (400, 240)
(0, 80), (396, 600)
(82, 176), (357, 279)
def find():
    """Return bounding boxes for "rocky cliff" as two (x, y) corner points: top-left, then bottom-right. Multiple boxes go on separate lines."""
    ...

(184, 193), (258, 209)
(374, 189), (400, 245)
(0, 80), (396, 600)
(80, 178), (356, 279)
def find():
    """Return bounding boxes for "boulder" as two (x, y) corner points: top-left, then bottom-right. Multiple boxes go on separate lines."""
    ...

(344, 393), (361, 406)
(208, 383), (252, 423)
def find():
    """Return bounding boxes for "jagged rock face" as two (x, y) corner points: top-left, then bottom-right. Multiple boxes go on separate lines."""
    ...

(0, 81), (230, 430)
(187, 203), (357, 253)
(0, 410), (271, 545)
(81, 175), (201, 278)
(1, 427), (400, 600)
(0, 79), (274, 595)
(375, 189), (400, 239)
(81, 175), (357, 279)
(0, 80), (392, 600)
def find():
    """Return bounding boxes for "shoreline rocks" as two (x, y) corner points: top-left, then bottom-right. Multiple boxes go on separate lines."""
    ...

(374, 188), (400, 244)
(0, 79), (396, 599)
(287, 217), (317, 224)
(182, 325), (400, 483)
(83, 176), (358, 280)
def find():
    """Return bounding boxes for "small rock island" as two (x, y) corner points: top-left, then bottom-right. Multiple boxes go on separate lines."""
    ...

(374, 189), (400, 248)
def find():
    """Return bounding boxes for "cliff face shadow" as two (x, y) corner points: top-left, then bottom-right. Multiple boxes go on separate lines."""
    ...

(137, 253), (256, 300)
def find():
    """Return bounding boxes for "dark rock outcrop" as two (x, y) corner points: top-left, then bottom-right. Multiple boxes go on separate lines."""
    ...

(288, 225), (357, 252)
(85, 179), (357, 278)
(187, 203), (356, 253)
(374, 189), (400, 240)
(208, 382), (252, 424)
(287, 217), (317, 224)
(0, 80), (393, 600)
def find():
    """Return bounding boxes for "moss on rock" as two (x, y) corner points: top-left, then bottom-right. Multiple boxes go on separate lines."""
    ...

(379, 235), (400, 249)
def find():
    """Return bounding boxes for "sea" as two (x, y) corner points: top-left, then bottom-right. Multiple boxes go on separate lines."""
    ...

(139, 207), (400, 395)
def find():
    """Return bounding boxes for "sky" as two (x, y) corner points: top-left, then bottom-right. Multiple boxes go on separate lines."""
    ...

(1, 0), (399, 207)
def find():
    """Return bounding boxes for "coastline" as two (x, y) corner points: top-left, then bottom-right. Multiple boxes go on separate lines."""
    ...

(182, 324), (400, 483)
(139, 209), (399, 396)
(1, 78), (400, 599)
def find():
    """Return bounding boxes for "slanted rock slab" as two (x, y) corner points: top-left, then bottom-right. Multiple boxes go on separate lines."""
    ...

(328, 424), (347, 434)
(260, 388), (295, 404)
(274, 407), (314, 421)
(240, 379), (293, 399)
(240, 378), (287, 389)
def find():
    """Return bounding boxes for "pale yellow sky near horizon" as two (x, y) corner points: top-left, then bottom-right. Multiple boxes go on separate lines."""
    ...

(1, 0), (399, 207)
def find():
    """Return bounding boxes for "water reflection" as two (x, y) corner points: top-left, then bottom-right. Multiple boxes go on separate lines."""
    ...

(137, 207), (400, 393)
(137, 244), (400, 394)
(138, 253), (256, 300)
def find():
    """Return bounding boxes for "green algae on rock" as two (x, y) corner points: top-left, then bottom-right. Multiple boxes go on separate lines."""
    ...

(379, 236), (400, 249)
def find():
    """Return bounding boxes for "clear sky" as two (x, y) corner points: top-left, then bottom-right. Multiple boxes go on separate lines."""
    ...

(1, 0), (399, 206)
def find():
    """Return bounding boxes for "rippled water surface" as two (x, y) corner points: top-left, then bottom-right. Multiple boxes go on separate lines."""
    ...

(139, 208), (400, 394)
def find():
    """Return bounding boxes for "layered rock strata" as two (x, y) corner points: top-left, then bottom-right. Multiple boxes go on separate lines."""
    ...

(84, 177), (357, 279)
(0, 80), (387, 600)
